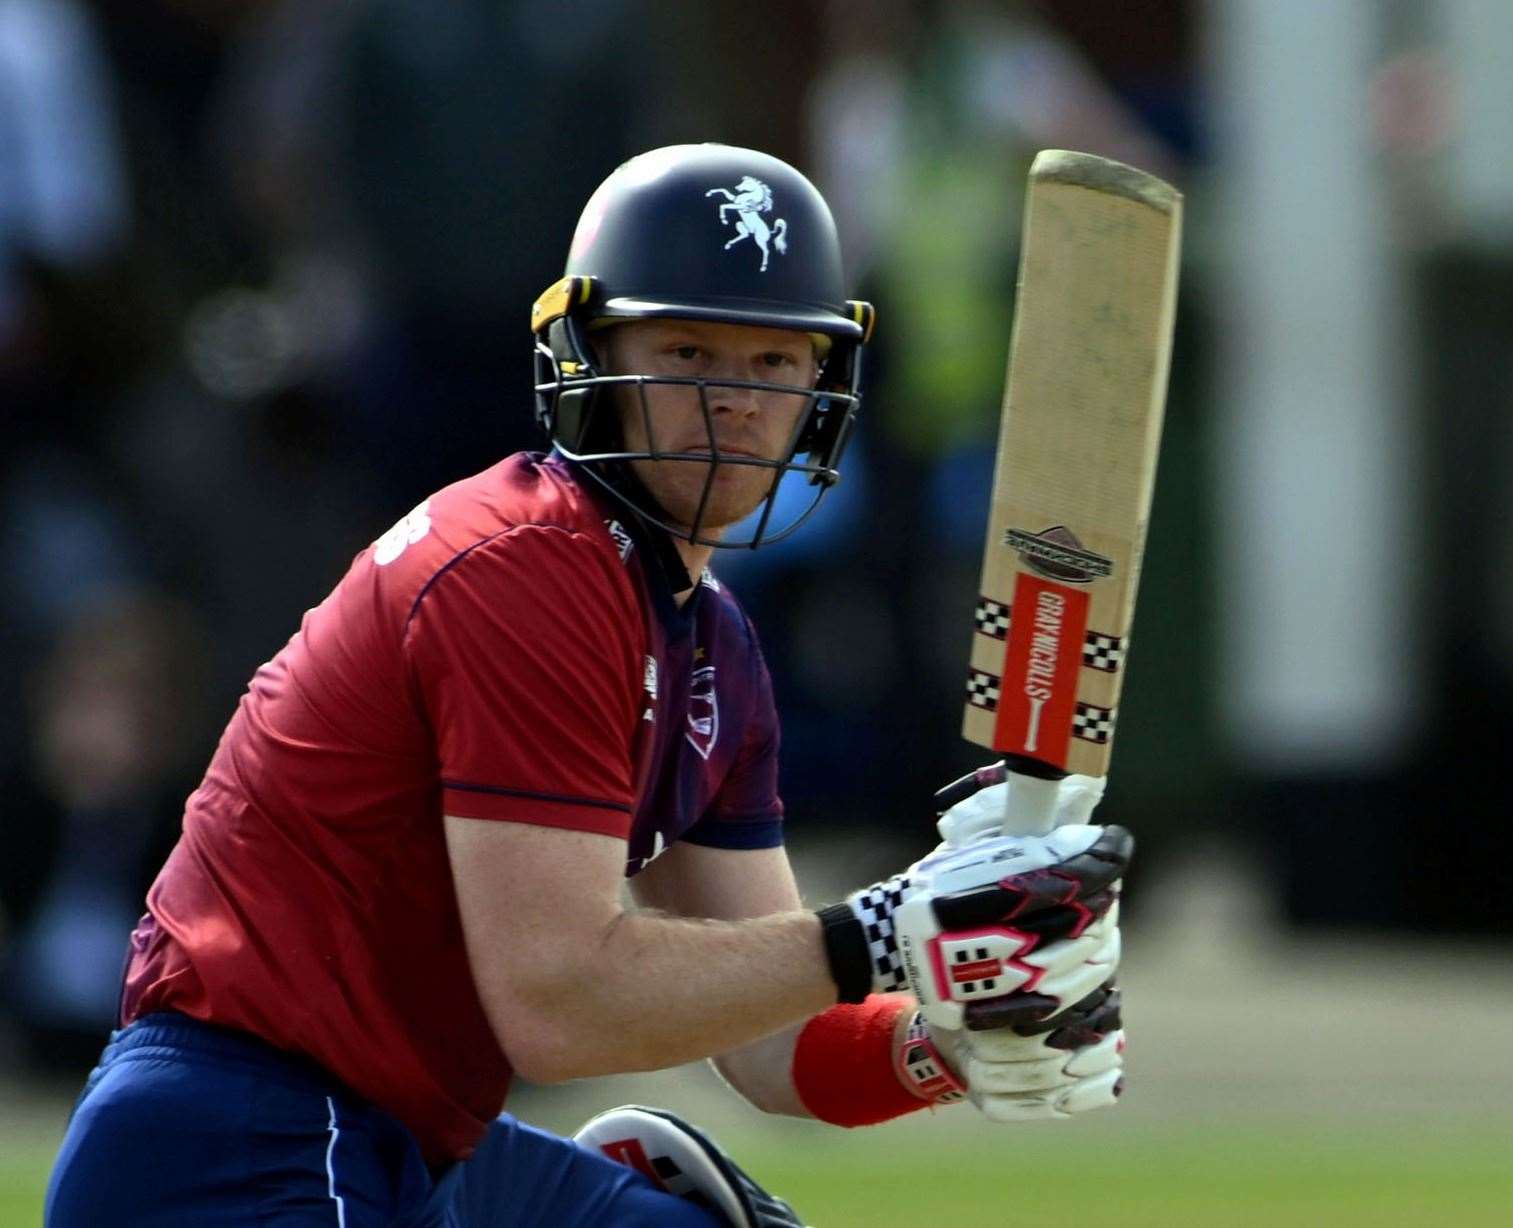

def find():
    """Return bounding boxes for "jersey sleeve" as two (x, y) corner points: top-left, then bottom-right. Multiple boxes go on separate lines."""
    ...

(404, 525), (645, 839)
(682, 614), (784, 851)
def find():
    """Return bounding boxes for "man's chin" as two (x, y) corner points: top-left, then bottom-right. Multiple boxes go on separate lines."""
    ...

(661, 500), (751, 537)
(631, 466), (771, 536)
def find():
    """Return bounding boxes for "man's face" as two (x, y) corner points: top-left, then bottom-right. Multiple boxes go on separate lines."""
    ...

(596, 318), (820, 535)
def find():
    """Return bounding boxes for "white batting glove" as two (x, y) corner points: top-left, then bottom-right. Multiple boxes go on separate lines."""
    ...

(836, 825), (1129, 1029)
(820, 764), (1129, 1029)
(935, 768), (1107, 847)
(926, 982), (1126, 1121)
(886, 763), (1129, 1119)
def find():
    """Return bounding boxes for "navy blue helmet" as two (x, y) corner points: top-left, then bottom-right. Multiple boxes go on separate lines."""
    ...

(532, 143), (874, 548)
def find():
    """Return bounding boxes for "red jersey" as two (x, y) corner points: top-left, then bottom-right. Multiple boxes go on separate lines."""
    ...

(120, 453), (783, 1163)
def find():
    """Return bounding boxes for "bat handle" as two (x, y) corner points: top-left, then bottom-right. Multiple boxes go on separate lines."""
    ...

(1002, 769), (1062, 836)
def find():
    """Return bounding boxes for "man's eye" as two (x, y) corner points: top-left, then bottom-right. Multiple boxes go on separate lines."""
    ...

(762, 352), (796, 368)
(672, 345), (701, 360)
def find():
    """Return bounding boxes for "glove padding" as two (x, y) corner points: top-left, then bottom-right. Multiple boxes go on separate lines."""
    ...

(930, 982), (1126, 1121)
(844, 817), (1130, 1029)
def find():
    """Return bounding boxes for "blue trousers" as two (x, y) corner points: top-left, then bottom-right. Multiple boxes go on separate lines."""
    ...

(46, 1013), (723, 1227)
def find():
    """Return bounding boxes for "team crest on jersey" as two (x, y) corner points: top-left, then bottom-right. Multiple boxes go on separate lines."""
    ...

(605, 519), (634, 562)
(705, 177), (788, 272)
(686, 665), (719, 759)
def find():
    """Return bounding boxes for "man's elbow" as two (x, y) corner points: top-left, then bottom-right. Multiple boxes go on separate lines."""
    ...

(498, 1015), (602, 1085)
(488, 990), (651, 1085)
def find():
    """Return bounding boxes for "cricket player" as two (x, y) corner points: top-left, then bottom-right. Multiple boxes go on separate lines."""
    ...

(46, 144), (1130, 1227)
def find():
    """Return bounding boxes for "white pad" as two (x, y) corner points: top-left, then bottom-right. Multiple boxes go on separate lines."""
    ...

(574, 1107), (746, 1225)
(572, 1105), (807, 1228)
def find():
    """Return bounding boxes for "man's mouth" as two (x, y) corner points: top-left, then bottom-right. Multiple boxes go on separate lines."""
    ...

(675, 444), (762, 460)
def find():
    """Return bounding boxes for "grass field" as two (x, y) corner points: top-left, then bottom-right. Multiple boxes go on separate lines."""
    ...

(747, 1124), (1513, 1226)
(8, 849), (1512, 1225)
(9, 1114), (1513, 1226)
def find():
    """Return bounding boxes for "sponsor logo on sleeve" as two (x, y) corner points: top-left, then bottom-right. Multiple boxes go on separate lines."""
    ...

(374, 500), (432, 565)
(605, 519), (634, 563)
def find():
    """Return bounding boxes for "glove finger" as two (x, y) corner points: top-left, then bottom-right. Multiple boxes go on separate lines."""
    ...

(1008, 983), (1119, 1039)
(1022, 928), (1107, 978)
(1009, 887), (1117, 944)
(931, 870), (1088, 932)
(1055, 1066), (1124, 1114)
(1028, 951), (1119, 1015)
(933, 761), (1008, 812)
(1063, 1031), (1123, 1078)
(963, 1025), (1056, 1063)
(1023, 916), (1118, 986)
(1047, 824), (1133, 898)
(966, 1053), (1069, 1094)
(975, 1067), (1123, 1122)
(933, 766), (1107, 821)
(930, 828), (1131, 933)
(958, 941), (1118, 1032)
(963, 991), (1061, 1031)
(1055, 774), (1107, 825)
(1040, 988), (1122, 1050)
(966, 1020), (1124, 1076)
(971, 1089), (1066, 1123)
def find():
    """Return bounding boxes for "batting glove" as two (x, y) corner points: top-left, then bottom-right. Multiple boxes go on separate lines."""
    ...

(925, 982), (1126, 1121)
(825, 822), (1128, 1028)
(933, 765), (1107, 847)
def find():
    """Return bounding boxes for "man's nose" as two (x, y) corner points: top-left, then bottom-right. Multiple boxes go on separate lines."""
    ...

(706, 369), (762, 416)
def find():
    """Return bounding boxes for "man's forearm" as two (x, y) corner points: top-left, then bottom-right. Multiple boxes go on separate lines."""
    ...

(497, 908), (837, 1083)
(711, 1022), (810, 1117)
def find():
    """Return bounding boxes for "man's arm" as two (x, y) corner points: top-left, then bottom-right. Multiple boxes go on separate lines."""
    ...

(444, 816), (836, 1085)
(629, 840), (816, 1116)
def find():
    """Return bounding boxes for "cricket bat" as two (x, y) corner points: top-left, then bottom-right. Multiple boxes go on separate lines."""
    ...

(963, 150), (1182, 835)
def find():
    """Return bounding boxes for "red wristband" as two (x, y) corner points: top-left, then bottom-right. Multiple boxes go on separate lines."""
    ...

(791, 994), (933, 1126)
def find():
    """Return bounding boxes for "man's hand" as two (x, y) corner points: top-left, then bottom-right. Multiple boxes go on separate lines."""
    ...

(933, 765), (1107, 847)
(926, 983), (1126, 1121)
(921, 765), (1128, 1120)
(842, 820), (1129, 1029)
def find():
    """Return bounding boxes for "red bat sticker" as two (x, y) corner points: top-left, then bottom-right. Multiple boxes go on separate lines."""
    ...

(991, 572), (1090, 767)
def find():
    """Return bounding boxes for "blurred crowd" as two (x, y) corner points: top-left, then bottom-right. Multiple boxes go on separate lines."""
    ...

(2, 0), (1508, 1080)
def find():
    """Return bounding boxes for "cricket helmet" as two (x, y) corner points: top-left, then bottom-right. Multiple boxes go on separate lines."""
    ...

(532, 143), (875, 548)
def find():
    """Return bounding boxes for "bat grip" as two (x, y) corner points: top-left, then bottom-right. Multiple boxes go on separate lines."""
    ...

(1002, 770), (1062, 836)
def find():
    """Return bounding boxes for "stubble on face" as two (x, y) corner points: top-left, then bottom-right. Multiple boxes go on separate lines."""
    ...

(598, 319), (818, 534)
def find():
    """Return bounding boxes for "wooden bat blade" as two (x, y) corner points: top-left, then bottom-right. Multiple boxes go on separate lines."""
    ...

(963, 150), (1182, 782)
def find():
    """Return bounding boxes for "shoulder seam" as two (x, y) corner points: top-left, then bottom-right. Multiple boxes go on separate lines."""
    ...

(404, 522), (619, 630)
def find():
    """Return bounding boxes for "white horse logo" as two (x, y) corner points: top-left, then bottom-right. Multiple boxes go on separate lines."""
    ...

(705, 176), (788, 271)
